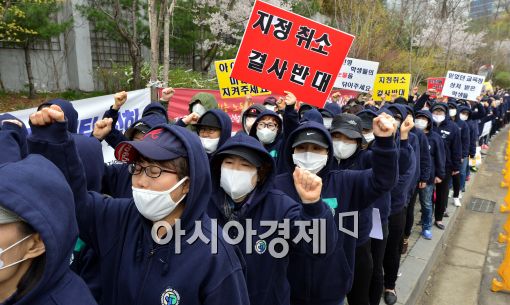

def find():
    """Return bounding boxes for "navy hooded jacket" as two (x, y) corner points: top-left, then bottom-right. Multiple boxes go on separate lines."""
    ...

(324, 102), (342, 116)
(459, 106), (478, 158)
(28, 123), (250, 305)
(448, 102), (470, 159)
(416, 110), (446, 185)
(274, 121), (399, 305)
(0, 156), (97, 305)
(383, 105), (417, 214)
(249, 110), (287, 173)
(207, 132), (337, 305)
(431, 103), (462, 172)
(0, 120), (26, 163)
(196, 109), (232, 158)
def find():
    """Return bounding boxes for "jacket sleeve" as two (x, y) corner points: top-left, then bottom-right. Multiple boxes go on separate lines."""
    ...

(283, 104), (300, 141)
(0, 123), (23, 163)
(450, 127), (462, 171)
(413, 93), (429, 112)
(203, 269), (250, 305)
(390, 139), (416, 199)
(461, 124), (470, 158)
(419, 132), (432, 183)
(469, 122), (477, 158)
(435, 137), (446, 180)
(104, 128), (128, 149)
(469, 103), (486, 120)
(102, 106), (120, 126)
(28, 121), (134, 257)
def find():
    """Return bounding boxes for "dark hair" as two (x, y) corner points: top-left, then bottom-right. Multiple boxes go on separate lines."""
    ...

(14, 222), (46, 301)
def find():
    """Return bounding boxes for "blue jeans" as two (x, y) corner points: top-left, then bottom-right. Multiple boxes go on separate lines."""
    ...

(460, 157), (469, 191)
(418, 184), (434, 231)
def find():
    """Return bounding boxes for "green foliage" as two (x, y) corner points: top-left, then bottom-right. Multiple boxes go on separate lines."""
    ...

(494, 71), (510, 89)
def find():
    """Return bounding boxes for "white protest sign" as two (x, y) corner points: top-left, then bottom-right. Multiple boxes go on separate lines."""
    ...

(334, 57), (379, 93)
(479, 121), (492, 138)
(442, 71), (485, 101)
(4, 88), (151, 163)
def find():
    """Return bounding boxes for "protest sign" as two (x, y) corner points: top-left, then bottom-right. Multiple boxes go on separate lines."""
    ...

(372, 73), (411, 101)
(442, 71), (485, 101)
(334, 57), (379, 93)
(231, 0), (355, 108)
(215, 59), (271, 98)
(427, 77), (445, 98)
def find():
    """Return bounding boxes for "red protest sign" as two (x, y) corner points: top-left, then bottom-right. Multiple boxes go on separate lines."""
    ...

(231, 0), (355, 109)
(427, 77), (445, 98)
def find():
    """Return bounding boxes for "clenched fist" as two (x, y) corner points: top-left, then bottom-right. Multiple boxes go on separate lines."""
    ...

(293, 167), (322, 204)
(113, 91), (128, 110)
(92, 118), (113, 141)
(160, 87), (175, 102)
(373, 112), (396, 137)
(30, 105), (65, 126)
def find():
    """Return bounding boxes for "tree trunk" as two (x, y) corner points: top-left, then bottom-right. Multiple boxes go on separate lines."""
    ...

(0, 71), (5, 91)
(148, 0), (160, 82)
(162, 0), (175, 86)
(24, 44), (36, 99)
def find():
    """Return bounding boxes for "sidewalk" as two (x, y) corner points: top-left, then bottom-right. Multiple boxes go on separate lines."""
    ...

(415, 128), (510, 305)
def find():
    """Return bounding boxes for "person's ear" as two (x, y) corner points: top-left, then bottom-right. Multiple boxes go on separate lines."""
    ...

(181, 178), (190, 195)
(23, 233), (45, 260)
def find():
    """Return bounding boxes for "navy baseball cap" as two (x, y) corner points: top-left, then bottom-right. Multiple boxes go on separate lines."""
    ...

(115, 127), (188, 163)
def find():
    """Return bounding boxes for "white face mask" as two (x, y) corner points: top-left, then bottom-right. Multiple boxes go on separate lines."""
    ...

(245, 117), (257, 133)
(323, 118), (333, 129)
(333, 141), (357, 160)
(460, 114), (469, 121)
(256, 128), (277, 144)
(132, 177), (189, 221)
(449, 109), (457, 117)
(220, 167), (257, 200)
(0, 234), (32, 270)
(422, 106), (430, 111)
(432, 114), (445, 124)
(363, 132), (375, 143)
(192, 103), (207, 117)
(264, 105), (275, 111)
(292, 152), (328, 174)
(200, 137), (220, 154)
(414, 118), (428, 130)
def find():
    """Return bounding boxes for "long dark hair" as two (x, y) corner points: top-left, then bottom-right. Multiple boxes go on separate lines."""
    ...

(13, 222), (46, 302)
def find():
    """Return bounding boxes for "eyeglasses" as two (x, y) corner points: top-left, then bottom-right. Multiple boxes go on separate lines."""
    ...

(257, 122), (278, 131)
(198, 127), (219, 136)
(128, 163), (177, 178)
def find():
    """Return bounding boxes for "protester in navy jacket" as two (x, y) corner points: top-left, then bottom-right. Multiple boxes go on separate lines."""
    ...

(414, 110), (446, 239)
(459, 106), (478, 190)
(207, 132), (337, 305)
(378, 108), (416, 305)
(0, 156), (97, 305)
(431, 103), (462, 230)
(448, 101), (470, 207)
(178, 109), (232, 157)
(238, 104), (266, 135)
(27, 105), (250, 305)
(273, 114), (399, 305)
(327, 114), (378, 305)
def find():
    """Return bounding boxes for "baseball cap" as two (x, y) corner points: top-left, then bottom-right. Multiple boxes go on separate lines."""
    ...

(115, 127), (188, 163)
(330, 114), (363, 139)
(196, 112), (221, 130)
(292, 129), (329, 149)
(216, 146), (263, 167)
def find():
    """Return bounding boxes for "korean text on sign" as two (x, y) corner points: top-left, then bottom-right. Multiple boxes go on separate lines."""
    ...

(231, 0), (355, 108)
(372, 73), (411, 101)
(334, 57), (379, 93)
(215, 59), (271, 99)
(427, 77), (445, 94)
(442, 71), (485, 101)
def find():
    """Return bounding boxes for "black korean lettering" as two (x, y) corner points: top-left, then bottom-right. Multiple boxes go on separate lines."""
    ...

(290, 63), (311, 86)
(311, 33), (332, 56)
(311, 70), (332, 92)
(266, 58), (289, 80)
(252, 11), (274, 35)
(295, 26), (315, 49)
(248, 50), (268, 73)
(273, 17), (293, 40)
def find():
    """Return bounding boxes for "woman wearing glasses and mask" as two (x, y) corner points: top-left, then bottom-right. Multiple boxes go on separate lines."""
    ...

(0, 156), (97, 305)
(27, 105), (249, 305)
